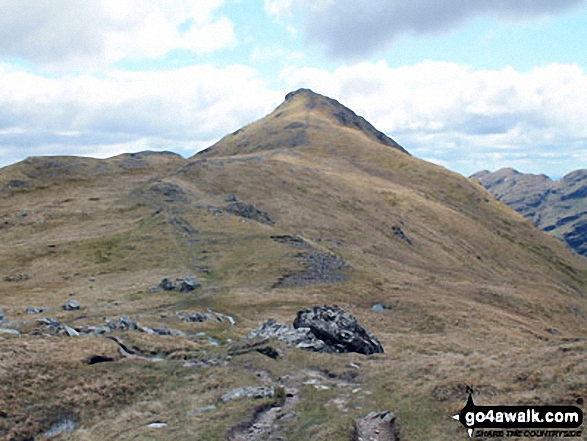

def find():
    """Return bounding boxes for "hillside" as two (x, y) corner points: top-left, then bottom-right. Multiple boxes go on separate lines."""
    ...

(472, 168), (587, 256)
(1, 89), (586, 440)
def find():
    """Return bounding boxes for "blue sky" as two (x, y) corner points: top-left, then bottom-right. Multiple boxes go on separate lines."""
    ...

(0, 0), (586, 178)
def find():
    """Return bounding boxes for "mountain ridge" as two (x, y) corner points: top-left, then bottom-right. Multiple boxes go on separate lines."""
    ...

(472, 167), (587, 255)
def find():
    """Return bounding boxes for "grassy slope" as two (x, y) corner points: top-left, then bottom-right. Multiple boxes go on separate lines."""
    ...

(0, 92), (586, 440)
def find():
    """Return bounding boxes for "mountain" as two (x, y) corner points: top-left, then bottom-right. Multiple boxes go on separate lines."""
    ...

(472, 168), (587, 256)
(1, 89), (586, 440)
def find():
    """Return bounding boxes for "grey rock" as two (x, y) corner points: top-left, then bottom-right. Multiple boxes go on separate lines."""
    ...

(246, 319), (327, 352)
(294, 305), (384, 355)
(186, 404), (217, 416)
(0, 308), (4, 321)
(225, 202), (274, 225)
(159, 278), (176, 291)
(63, 300), (80, 310)
(371, 304), (387, 312)
(0, 328), (20, 336)
(177, 275), (201, 292)
(271, 236), (349, 288)
(108, 314), (139, 331)
(38, 317), (62, 332)
(148, 285), (162, 294)
(26, 307), (49, 314)
(279, 412), (297, 420)
(178, 311), (210, 322)
(63, 324), (79, 337)
(44, 418), (77, 437)
(221, 386), (275, 403)
(225, 194), (238, 202)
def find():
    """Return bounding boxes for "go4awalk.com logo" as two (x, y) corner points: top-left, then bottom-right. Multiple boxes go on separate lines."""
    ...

(452, 393), (583, 438)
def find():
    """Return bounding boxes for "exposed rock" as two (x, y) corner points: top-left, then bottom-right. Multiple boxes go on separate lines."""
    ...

(177, 309), (235, 325)
(355, 410), (399, 441)
(225, 194), (238, 202)
(147, 422), (167, 428)
(63, 324), (80, 337)
(371, 304), (388, 313)
(63, 300), (80, 310)
(221, 386), (275, 403)
(271, 235), (349, 287)
(44, 418), (77, 437)
(245, 319), (327, 352)
(26, 307), (49, 314)
(0, 308), (4, 321)
(177, 311), (211, 322)
(150, 276), (201, 293)
(108, 315), (138, 331)
(177, 275), (201, 292)
(225, 202), (274, 225)
(294, 306), (384, 355)
(186, 404), (217, 416)
(0, 328), (20, 336)
(159, 278), (176, 291)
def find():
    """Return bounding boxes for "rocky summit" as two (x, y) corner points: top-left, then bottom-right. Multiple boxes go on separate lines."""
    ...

(0, 89), (586, 440)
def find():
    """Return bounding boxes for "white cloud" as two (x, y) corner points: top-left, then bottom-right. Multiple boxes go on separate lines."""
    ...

(266, 0), (585, 59)
(280, 60), (587, 176)
(0, 0), (237, 69)
(0, 63), (281, 167)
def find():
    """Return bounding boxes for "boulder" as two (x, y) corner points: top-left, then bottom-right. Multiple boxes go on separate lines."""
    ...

(159, 278), (176, 291)
(177, 276), (201, 292)
(26, 307), (49, 314)
(0, 308), (4, 321)
(108, 315), (138, 331)
(293, 305), (384, 355)
(63, 300), (80, 311)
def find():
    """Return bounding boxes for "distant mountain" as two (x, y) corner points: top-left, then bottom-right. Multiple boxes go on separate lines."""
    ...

(471, 168), (587, 255)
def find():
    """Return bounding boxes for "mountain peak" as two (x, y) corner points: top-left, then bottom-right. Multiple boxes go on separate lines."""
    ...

(195, 89), (408, 158)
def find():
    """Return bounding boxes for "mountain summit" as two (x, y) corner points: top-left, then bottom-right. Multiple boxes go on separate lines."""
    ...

(196, 88), (408, 158)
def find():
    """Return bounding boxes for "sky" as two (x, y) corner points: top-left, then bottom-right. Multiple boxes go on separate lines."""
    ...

(1, 0), (586, 178)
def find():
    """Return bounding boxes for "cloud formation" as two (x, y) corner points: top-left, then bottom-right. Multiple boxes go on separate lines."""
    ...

(266, 0), (584, 59)
(0, 0), (236, 69)
(0, 63), (281, 166)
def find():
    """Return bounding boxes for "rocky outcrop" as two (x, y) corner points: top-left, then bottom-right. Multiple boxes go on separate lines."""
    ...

(294, 306), (384, 355)
(225, 202), (274, 225)
(149, 276), (201, 293)
(271, 235), (349, 287)
(247, 306), (384, 355)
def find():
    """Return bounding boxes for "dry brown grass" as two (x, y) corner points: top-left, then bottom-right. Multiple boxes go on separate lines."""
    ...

(0, 92), (586, 439)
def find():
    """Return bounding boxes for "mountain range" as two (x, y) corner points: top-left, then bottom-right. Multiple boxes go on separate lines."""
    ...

(0, 89), (585, 440)
(472, 168), (587, 256)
